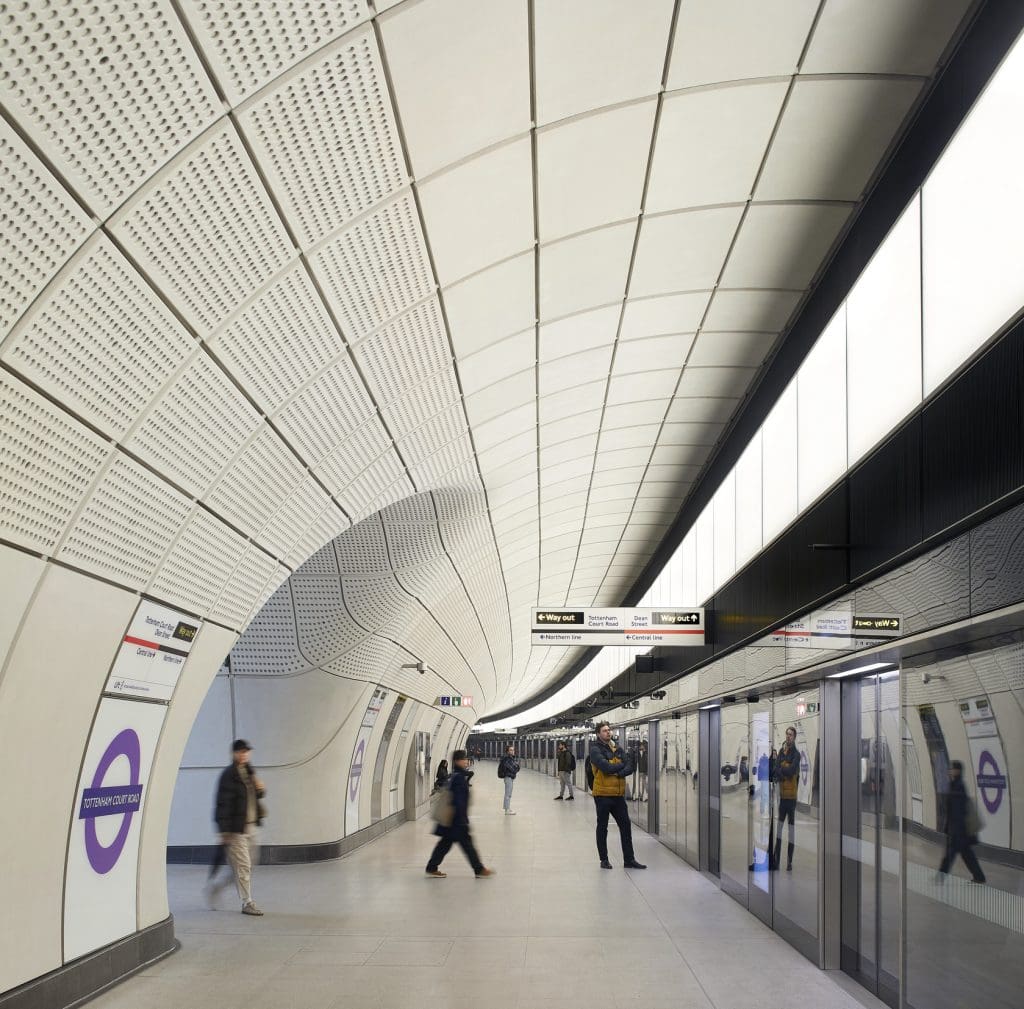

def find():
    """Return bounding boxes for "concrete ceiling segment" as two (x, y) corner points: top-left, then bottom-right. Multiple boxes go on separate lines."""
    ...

(0, 0), (974, 718)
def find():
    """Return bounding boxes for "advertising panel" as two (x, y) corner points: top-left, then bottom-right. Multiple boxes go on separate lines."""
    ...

(345, 688), (387, 836)
(105, 599), (201, 702)
(531, 607), (705, 647)
(64, 697), (167, 961)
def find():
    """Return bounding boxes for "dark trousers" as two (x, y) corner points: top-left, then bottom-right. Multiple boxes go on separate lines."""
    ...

(208, 842), (230, 879)
(594, 795), (635, 862)
(939, 834), (986, 882)
(774, 798), (796, 868)
(427, 828), (484, 874)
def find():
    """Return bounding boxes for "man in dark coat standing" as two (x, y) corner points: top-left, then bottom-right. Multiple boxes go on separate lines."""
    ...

(937, 760), (986, 883)
(425, 749), (494, 878)
(210, 739), (266, 915)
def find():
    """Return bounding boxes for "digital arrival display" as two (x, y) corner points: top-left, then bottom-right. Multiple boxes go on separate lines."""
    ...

(531, 607), (705, 647)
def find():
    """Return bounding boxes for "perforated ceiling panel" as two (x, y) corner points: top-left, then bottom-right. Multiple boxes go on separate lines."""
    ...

(0, 2), (974, 716)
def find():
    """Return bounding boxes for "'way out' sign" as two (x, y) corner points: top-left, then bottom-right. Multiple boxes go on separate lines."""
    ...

(531, 607), (705, 647)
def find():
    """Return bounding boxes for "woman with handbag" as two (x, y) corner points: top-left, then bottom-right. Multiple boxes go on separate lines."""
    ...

(425, 750), (494, 878)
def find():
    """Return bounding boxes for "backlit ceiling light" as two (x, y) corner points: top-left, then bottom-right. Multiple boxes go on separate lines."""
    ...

(827, 661), (896, 679)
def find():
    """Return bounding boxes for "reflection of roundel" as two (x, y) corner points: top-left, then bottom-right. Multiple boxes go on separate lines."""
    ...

(83, 729), (142, 875)
(349, 739), (366, 802)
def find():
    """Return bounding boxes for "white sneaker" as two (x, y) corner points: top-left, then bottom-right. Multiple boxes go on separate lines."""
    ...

(241, 901), (264, 916)
(504, 809), (516, 815)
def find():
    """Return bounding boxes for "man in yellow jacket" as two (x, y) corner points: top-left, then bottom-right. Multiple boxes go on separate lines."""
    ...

(589, 722), (646, 870)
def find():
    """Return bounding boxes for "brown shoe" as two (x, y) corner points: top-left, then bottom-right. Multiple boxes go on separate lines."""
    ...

(475, 868), (495, 878)
(425, 869), (446, 877)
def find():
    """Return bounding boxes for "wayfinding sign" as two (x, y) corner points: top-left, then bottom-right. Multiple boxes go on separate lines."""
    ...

(531, 607), (705, 647)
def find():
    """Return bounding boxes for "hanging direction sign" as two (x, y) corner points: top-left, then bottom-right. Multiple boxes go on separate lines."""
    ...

(531, 607), (705, 647)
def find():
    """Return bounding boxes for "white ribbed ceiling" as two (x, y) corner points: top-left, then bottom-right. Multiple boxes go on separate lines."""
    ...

(0, 0), (974, 716)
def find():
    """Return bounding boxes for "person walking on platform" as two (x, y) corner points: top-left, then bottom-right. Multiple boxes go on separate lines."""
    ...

(210, 739), (266, 915)
(937, 760), (986, 883)
(773, 727), (800, 871)
(434, 758), (450, 790)
(554, 741), (575, 800)
(426, 749), (494, 878)
(498, 744), (520, 814)
(636, 741), (649, 801)
(590, 722), (646, 870)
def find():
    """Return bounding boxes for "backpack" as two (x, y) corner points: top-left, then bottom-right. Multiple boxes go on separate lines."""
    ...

(584, 755), (594, 790)
(497, 759), (506, 778)
(569, 753), (577, 771)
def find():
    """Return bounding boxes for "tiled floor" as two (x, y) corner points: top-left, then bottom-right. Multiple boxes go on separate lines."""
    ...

(90, 767), (886, 1009)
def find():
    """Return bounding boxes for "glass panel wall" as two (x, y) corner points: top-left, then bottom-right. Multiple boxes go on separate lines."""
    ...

(719, 700), (750, 904)
(684, 711), (700, 867)
(902, 641), (1024, 1009)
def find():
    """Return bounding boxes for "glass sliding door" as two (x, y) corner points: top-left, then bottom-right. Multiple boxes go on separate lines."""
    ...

(748, 697), (773, 925)
(841, 671), (900, 1008)
(720, 701), (750, 905)
(684, 711), (700, 867)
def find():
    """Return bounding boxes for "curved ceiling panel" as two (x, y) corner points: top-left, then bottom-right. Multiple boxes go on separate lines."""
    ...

(0, 0), (974, 718)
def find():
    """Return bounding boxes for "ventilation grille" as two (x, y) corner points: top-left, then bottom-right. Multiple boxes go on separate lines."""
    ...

(315, 419), (394, 496)
(58, 454), (192, 588)
(295, 540), (338, 576)
(385, 522), (443, 571)
(261, 476), (331, 559)
(291, 577), (366, 662)
(126, 351), (261, 498)
(2, 236), (196, 438)
(205, 425), (304, 539)
(214, 542), (283, 628)
(208, 265), (344, 413)
(334, 518), (391, 573)
(149, 506), (248, 616)
(286, 502), (349, 569)
(273, 354), (377, 464)
(310, 192), (433, 341)
(111, 124), (294, 336)
(0, 371), (110, 552)
(0, 0), (221, 218)
(407, 434), (475, 487)
(229, 581), (307, 676)
(183, 0), (368, 105)
(239, 29), (405, 248)
(342, 573), (413, 633)
(338, 455), (413, 520)
(382, 495), (435, 524)
(0, 120), (92, 339)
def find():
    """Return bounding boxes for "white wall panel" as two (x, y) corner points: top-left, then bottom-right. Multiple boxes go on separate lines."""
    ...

(534, 0), (673, 125)
(713, 471), (736, 589)
(379, 0), (530, 177)
(537, 101), (656, 241)
(444, 252), (536, 357)
(631, 206), (744, 297)
(0, 371), (111, 554)
(797, 308), (847, 510)
(667, 0), (818, 89)
(922, 32), (1024, 394)
(183, 0), (369, 105)
(0, 546), (45, 673)
(694, 502), (714, 603)
(761, 379), (798, 544)
(0, 0), (221, 218)
(110, 124), (294, 337)
(0, 566), (135, 993)
(539, 222), (635, 321)
(238, 28), (404, 249)
(620, 292), (711, 339)
(419, 138), (533, 287)
(647, 82), (788, 211)
(0, 119), (93, 339)
(847, 196), (922, 465)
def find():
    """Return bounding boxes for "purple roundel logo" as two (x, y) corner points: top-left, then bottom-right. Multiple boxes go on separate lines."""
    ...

(78, 729), (144, 874)
(349, 739), (366, 802)
(977, 750), (1007, 815)
(800, 751), (809, 785)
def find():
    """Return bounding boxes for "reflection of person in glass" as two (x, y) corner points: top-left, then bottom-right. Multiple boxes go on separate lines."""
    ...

(773, 727), (800, 872)
(636, 742), (648, 801)
(937, 760), (986, 884)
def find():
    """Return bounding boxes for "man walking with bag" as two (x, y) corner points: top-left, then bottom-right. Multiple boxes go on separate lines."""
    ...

(426, 749), (494, 878)
(554, 741), (575, 800)
(498, 744), (520, 814)
(209, 739), (266, 915)
(937, 760), (986, 883)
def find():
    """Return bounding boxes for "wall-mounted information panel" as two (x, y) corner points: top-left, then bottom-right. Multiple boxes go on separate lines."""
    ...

(104, 599), (201, 701)
(531, 607), (705, 647)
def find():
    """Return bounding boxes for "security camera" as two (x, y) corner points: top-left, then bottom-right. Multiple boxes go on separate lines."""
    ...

(417, 660), (426, 674)
(650, 690), (667, 701)
(921, 670), (945, 685)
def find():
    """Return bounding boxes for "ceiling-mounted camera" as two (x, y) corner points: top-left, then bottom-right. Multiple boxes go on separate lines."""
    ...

(650, 690), (667, 701)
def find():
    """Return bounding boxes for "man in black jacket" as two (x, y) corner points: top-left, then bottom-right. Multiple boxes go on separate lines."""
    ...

(426, 750), (494, 878)
(210, 739), (266, 915)
(554, 741), (575, 800)
(498, 745), (520, 814)
(938, 760), (986, 883)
